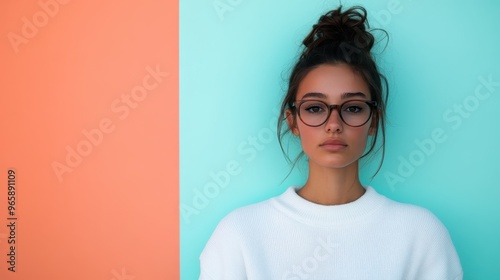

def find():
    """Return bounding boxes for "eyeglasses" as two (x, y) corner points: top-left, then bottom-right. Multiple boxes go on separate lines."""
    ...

(293, 99), (377, 127)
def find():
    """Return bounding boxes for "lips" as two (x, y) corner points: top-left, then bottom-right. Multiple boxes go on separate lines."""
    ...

(321, 139), (347, 146)
(320, 139), (347, 151)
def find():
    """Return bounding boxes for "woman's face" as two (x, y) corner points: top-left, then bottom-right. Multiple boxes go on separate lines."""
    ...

(288, 63), (375, 170)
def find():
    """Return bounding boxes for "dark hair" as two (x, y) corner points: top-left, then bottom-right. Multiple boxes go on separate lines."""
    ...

(277, 5), (389, 177)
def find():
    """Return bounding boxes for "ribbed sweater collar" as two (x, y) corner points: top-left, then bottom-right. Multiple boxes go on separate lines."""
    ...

(271, 186), (386, 227)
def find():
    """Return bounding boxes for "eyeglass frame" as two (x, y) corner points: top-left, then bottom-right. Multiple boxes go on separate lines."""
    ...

(291, 99), (378, 127)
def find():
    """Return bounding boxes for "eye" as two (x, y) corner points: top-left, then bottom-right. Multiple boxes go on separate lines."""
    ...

(305, 105), (324, 114)
(344, 105), (363, 113)
(342, 101), (369, 114)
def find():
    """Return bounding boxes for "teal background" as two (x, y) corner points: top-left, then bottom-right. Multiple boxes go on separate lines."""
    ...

(180, 0), (500, 279)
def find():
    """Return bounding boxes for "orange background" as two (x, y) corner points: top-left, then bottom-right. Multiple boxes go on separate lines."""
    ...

(0, 0), (178, 279)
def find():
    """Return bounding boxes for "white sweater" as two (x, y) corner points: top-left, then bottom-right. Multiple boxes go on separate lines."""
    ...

(199, 186), (463, 280)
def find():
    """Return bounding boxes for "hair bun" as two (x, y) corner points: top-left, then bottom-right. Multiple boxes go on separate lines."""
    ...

(302, 6), (374, 55)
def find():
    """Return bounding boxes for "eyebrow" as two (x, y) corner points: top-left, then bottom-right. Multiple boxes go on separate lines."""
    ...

(301, 92), (368, 100)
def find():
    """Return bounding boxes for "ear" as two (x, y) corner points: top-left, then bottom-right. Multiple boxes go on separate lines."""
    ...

(286, 109), (300, 136)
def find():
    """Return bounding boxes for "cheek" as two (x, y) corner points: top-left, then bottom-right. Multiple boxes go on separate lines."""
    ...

(296, 124), (317, 151)
(350, 127), (371, 149)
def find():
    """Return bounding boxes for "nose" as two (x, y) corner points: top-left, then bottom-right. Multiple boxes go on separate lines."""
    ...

(324, 106), (343, 133)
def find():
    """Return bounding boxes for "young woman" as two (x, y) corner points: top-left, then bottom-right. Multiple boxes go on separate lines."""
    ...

(199, 6), (462, 280)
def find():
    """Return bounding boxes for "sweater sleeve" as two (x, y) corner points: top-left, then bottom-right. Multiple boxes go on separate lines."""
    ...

(411, 210), (463, 280)
(199, 213), (247, 280)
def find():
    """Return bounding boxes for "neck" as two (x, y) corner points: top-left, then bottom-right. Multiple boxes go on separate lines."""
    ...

(297, 161), (365, 205)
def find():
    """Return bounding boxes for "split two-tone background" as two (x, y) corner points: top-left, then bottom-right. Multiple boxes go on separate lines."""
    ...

(1, 0), (499, 279)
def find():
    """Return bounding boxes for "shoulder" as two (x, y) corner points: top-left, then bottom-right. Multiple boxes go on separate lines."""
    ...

(375, 189), (449, 231)
(201, 190), (286, 254)
(212, 195), (277, 234)
(372, 189), (463, 278)
(199, 195), (279, 279)
(367, 187), (457, 249)
(373, 189), (461, 259)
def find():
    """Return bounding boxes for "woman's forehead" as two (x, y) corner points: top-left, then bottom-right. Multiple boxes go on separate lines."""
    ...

(296, 64), (370, 100)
